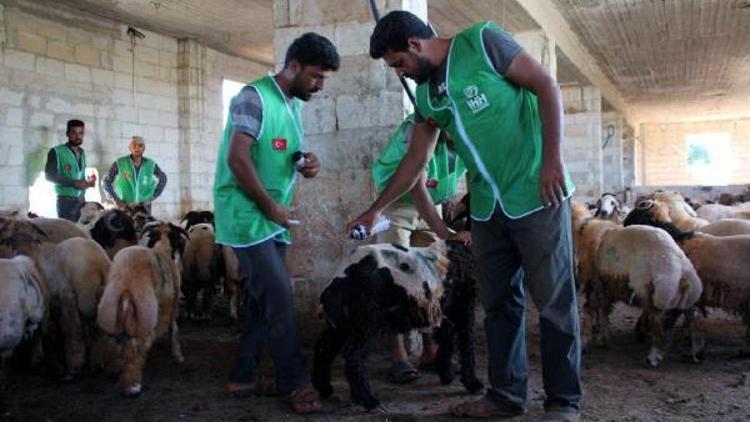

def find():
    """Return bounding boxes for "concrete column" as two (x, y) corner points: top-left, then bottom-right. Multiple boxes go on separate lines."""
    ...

(272, 0), (427, 295)
(601, 111), (625, 194)
(514, 29), (556, 78)
(561, 84), (602, 202)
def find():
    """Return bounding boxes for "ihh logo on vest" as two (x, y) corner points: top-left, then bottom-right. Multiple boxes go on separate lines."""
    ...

(463, 85), (489, 114)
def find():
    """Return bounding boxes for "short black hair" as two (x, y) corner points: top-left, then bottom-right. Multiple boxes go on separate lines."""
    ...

(66, 119), (84, 133)
(284, 32), (340, 71)
(370, 11), (434, 59)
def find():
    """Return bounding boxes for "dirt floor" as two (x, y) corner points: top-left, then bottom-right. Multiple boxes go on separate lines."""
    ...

(3, 301), (750, 422)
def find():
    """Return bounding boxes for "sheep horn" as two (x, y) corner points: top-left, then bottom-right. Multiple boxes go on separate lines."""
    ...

(104, 211), (125, 233)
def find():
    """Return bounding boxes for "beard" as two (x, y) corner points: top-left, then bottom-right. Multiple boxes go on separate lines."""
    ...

(68, 138), (83, 146)
(408, 56), (435, 85)
(290, 74), (319, 102)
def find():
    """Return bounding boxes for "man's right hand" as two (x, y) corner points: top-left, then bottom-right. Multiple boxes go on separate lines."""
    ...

(346, 208), (382, 237)
(74, 180), (93, 190)
(264, 201), (291, 228)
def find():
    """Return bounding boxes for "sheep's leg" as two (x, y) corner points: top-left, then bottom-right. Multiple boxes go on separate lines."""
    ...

(634, 311), (651, 343)
(456, 314), (484, 394)
(580, 299), (595, 350)
(183, 279), (198, 320)
(684, 308), (705, 362)
(312, 325), (347, 400)
(202, 285), (215, 321)
(646, 310), (677, 367)
(169, 318), (184, 363)
(119, 337), (150, 397)
(435, 322), (456, 386)
(342, 336), (379, 411)
(60, 297), (86, 380)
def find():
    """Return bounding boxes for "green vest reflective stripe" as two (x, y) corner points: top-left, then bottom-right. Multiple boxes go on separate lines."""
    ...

(416, 22), (574, 219)
(53, 144), (86, 198)
(213, 75), (302, 246)
(112, 156), (157, 204)
(372, 114), (466, 205)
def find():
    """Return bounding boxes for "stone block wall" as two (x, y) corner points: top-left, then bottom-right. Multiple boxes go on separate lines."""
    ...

(0, 3), (266, 216)
(561, 84), (602, 202)
(639, 119), (750, 186)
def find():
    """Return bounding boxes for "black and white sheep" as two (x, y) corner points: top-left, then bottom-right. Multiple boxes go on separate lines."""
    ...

(313, 240), (481, 410)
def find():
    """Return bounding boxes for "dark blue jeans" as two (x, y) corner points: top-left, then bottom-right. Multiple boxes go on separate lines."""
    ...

(229, 239), (308, 394)
(56, 196), (84, 222)
(473, 199), (582, 411)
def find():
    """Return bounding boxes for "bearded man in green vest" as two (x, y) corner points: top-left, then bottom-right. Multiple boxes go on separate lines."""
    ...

(349, 11), (581, 421)
(44, 119), (96, 222)
(103, 136), (167, 212)
(213, 32), (339, 414)
(373, 113), (471, 383)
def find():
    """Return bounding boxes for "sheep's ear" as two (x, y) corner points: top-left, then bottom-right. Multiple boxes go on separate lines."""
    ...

(28, 222), (49, 240)
(181, 211), (195, 223)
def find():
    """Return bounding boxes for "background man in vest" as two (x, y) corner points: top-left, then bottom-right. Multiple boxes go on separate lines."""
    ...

(349, 11), (582, 421)
(103, 136), (167, 211)
(213, 33), (339, 414)
(44, 119), (95, 222)
(373, 113), (469, 383)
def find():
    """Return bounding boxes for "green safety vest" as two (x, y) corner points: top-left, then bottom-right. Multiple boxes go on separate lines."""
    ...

(213, 75), (303, 246)
(112, 156), (157, 204)
(372, 114), (466, 205)
(52, 144), (86, 198)
(415, 21), (574, 220)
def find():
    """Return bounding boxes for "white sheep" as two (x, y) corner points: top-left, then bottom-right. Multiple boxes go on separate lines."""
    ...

(572, 208), (703, 367)
(0, 255), (47, 358)
(181, 223), (221, 320)
(647, 192), (710, 232)
(697, 219), (750, 237)
(97, 222), (187, 397)
(0, 216), (110, 379)
(695, 203), (750, 223)
(625, 200), (750, 355)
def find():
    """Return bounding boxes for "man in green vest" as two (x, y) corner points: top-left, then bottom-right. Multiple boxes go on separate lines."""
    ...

(103, 136), (167, 212)
(44, 119), (95, 222)
(349, 11), (581, 421)
(373, 113), (470, 383)
(213, 32), (339, 414)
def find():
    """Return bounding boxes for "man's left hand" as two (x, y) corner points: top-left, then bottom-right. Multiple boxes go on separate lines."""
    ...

(300, 152), (320, 178)
(540, 158), (568, 208)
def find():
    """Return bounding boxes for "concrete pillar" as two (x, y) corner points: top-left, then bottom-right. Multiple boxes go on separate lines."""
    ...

(272, 0), (427, 295)
(514, 29), (556, 79)
(176, 39), (204, 215)
(561, 84), (602, 202)
(601, 111), (625, 194)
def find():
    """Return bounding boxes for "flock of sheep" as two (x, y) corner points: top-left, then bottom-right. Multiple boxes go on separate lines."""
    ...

(1, 187), (750, 411)
(0, 204), (242, 403)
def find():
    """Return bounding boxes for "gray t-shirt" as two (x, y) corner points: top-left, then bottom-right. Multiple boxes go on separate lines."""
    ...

(416, 26), (521, 122)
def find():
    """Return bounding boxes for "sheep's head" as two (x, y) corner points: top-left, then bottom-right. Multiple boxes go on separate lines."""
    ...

(443, 194), (470, 231)
(90, 209), (137, 249)
(0, 216), (48, 258)
(624, 200), (692, 242)
(141, 222), (189, 259)
(77, 201), (105, 226)
(323, 242), (447, 331)
(594, 193), (621, 219)
(119, 203), (154, 234)
(181, 210), (215, 231)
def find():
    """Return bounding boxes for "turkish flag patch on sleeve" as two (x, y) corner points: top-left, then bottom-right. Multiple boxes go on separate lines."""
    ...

(426, 179), (438, 188)
(272, 138), (287, 151)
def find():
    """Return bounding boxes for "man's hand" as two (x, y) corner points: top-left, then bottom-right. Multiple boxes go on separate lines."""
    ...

(540, 157), (568, 208)
(264, 201), (292, 228)
(449, 230), (472, 247)
(300, 152), (320, 178)
(346, 208), (382, 238)
(74, 180), (93, 190)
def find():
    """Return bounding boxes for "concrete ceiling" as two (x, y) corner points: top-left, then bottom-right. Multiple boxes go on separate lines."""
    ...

(9, 0), (750, 123)
(553, 0), (750, 123)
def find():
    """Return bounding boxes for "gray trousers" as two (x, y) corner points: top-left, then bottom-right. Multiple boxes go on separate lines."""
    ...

(473, 199), (582, 411)
(229, 239), (309, 394)
(56, 196), (85, 222)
